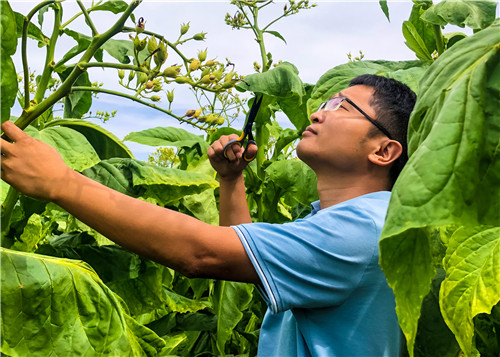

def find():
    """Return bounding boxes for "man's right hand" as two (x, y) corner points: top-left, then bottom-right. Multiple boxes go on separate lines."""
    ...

(207, 134), (258, 181)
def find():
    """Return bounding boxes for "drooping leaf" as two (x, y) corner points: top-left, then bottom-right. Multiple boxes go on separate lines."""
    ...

(212, 281), (253, 356)
(402, 21), (434, 61)
(82, 158), (218, 206)
(58, 66), (93, 119)
(379, 0), (390, 22)
(308, 60), (429, 116)
(181, 190), (218, 225)
(380, 21), (500, 356)
(46, 119), (134, 159)
(24, 126), (100, 172)
(125, 126), (208, 152)
(407, 1), (437, 56)
(264, 30), (287, 44)
(421, 0), (497, 30)
(56, 29), (92, 70)
(0, 248), (165, 356)
(14, 12), (47, 44)
(37, 4), (50, 27)
(440, 226), (500, 356)
(1, 2), (18, 122)
(91, 0), (129, 14)
(265, 158), (318, 207)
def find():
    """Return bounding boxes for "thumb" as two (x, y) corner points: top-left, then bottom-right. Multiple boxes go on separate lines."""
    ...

(243, 143), (258, 162)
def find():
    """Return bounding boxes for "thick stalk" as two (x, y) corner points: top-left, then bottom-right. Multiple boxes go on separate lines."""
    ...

(34, 3), (62, 105)
(433, 24), (445, 55)
(12, 0), (143, 131)
(1, 187), (20, 239)
(22, 0), (57, 109)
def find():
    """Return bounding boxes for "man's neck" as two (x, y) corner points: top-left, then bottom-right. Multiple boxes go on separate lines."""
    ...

(316, 172), (390, 210)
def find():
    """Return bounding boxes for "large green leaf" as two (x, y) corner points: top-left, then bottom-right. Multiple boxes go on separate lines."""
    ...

(0, 248), (165, 356)
(82, 158), (218, 206)
(46, 119), (134, 159)
(440, 226), (500, 356)
(24, 126), (100, 172)
(212, 281), (253, 356)
(1, 2), (18, 123)
(265, 158), (318, 207)
(181, 189), (218, 225)
(421, 0), (497, 30)
(308, 60), (429, 116)
(125, 126), (208, 152)
(236, 62), (309, 131)
(379, 21), (500, 356)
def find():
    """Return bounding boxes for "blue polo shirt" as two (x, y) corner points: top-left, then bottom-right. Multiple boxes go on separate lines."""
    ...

(233, 191), (400, 357)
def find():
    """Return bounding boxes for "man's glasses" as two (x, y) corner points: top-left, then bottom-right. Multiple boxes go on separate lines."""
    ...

(317, 96), (393, 140)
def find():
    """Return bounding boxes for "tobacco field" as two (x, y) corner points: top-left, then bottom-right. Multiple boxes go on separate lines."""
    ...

(1, 1), (499, 356)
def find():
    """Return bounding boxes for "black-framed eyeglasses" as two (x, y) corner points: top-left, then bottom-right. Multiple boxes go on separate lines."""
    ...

(317, 96), (393, 140)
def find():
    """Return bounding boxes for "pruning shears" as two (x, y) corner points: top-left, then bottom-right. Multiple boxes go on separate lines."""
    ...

(223, 94), (263, 162)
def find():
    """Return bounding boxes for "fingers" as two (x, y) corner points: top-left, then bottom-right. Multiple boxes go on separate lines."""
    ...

(208, 134), (242, 162)
(1, 121), (27, 143)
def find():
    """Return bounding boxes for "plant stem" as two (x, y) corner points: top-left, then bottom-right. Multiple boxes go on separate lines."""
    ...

(433, 24), (445, 55)
(80, 62), (148, 73)
(21, 0), (57, 109)
(11, 0), (143, 132)
(71, 86), (208, 130)
(76, 0), (98, 36)
(1, 187), (20, 239)
(34, 3), (62, 106)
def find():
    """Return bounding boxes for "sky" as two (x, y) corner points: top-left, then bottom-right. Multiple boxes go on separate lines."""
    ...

(8, 1), (489, 160)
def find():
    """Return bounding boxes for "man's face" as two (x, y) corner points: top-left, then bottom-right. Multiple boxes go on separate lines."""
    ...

(296, 84), (379, 173)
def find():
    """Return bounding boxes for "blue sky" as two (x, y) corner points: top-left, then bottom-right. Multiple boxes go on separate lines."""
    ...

(9, 1), (487, 160)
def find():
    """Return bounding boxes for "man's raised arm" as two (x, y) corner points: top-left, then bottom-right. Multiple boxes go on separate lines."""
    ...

(0, 121), (259, 284)
(207, 134), (257, 226)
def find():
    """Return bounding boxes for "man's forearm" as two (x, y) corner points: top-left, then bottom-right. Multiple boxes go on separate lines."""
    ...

(218, 174), (252, 226)
(52, 170), (258, 283)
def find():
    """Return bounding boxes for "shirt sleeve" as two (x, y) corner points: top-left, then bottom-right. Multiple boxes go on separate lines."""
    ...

(233, 203), (381, 314)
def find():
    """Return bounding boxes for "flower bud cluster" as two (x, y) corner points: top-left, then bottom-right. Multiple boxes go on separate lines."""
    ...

(183, 109), (225, 127)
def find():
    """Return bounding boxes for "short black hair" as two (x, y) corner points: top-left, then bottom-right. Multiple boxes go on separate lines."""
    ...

(349, 74), (417, 187)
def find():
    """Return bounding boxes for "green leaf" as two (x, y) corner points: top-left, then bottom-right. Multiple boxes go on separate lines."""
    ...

(125, 126), (208, 152)
(1, 2), (18, 122)
(101, 38), (134, 64)
(212, 281), (253, 356)
(265, 30), (287, 44)
(308, 60), (429, 117)
(380, 22), (500, 356)
(407, 1), (437, 56)
(24, 126), (100, 172)
(56, 29), (92, 69)
(379, 0), (390, 22)
(421, 1), (498, 30)
(0, 248), (165, 356)
(58, 66), (93, 118)
(1, 54), (17, 124)
(14, 12), (47, 44)
(181, 190), (218, 225)
(237, 62), (305, 99)
(46, 119), (134, 160)
(91, 0), (129, 13)
(265, 158), (318, 207)
(2, 3), (18, 56)
(440, 226), (500, 356)
(82, 158), (218, 206)
(402, 21), (434, 61)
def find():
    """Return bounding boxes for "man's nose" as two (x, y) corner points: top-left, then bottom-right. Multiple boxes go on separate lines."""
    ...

(310, 110), (326, 123)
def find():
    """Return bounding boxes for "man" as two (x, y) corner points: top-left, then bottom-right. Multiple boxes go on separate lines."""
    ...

(1, 74), (417, 356)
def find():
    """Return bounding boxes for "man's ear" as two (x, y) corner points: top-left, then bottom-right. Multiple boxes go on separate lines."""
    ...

(367, 139), (403, 167)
